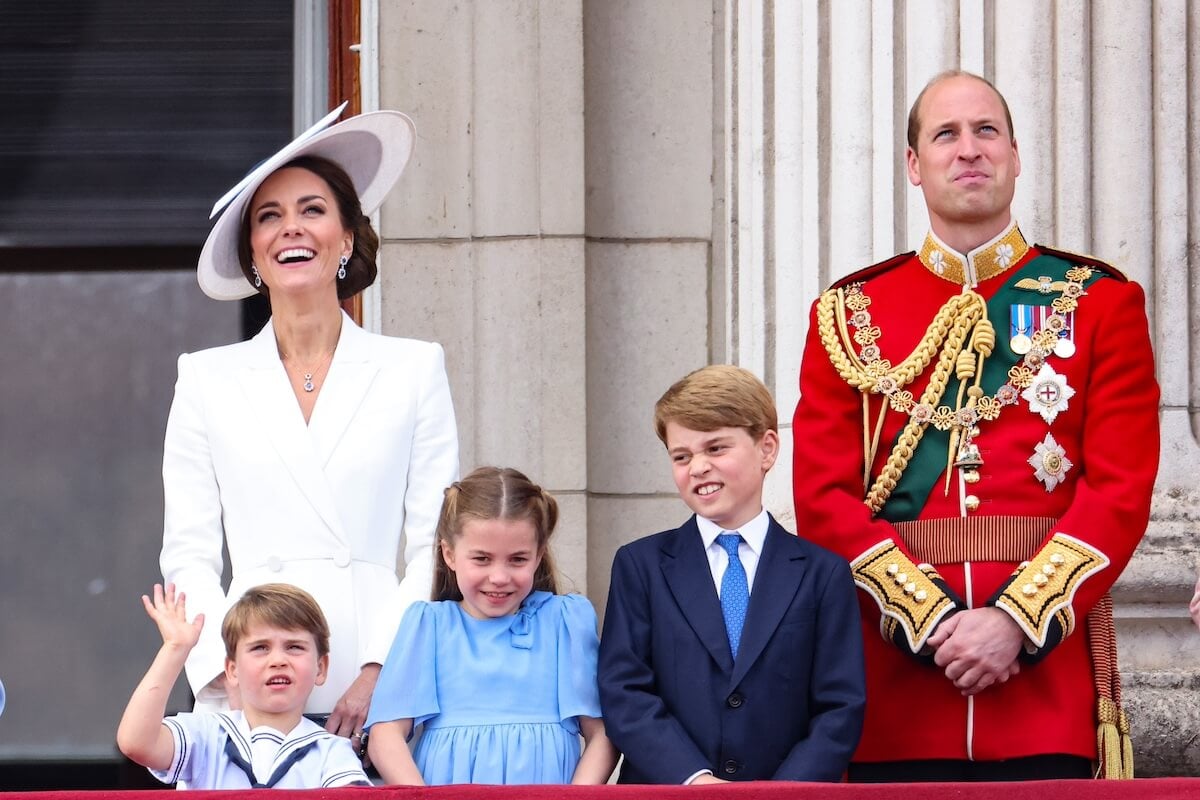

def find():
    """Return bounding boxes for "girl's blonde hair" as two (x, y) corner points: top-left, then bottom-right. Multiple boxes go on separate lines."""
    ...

(433, 466), (560, 601)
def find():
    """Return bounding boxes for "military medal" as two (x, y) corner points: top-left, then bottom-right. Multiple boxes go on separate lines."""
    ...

(1052, 308), (1077, 358)
(1021, 363), (1075, 424)
(1038, 306), (1077, 359)
(1010, 304), (1033, 355)
(1029, 433), (1073, 491)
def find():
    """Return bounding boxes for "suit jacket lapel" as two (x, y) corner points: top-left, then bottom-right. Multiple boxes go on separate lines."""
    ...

(660, 517), (734, 674)
(308, 313), (381, 467)
(237, 319), (347, 541)
(730, 519), (806, 688)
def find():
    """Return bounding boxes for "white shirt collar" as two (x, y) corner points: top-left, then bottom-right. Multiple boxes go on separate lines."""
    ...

(695, 508), (769, 554)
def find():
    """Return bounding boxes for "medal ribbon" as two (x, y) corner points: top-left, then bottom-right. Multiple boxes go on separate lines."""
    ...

(879, 254), (1102, 522)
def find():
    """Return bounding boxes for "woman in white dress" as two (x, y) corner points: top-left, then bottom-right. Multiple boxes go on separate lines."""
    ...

(160, 107), (458, 746)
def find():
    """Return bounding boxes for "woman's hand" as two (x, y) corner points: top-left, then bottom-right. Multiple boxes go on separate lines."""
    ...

(326, 663), (381, 740)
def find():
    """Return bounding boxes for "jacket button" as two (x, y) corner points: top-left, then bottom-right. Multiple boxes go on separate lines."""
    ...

(722, 760), (739, 774)
(333, 548), (351, 568)
(266, 556), (283, 572)
(726, 693), (743, 709)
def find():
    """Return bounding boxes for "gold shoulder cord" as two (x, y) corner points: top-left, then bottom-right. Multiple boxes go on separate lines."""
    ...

(817, 287), (990, 514)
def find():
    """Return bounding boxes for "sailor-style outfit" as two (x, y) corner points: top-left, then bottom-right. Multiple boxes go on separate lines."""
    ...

(150, 711), (369, 789)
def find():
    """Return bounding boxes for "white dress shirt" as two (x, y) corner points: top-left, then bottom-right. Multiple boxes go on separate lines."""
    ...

(695, 508), (770, 597)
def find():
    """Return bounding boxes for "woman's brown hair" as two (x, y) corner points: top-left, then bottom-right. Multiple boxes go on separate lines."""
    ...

(237, 154), (381, 300)
(432, 466), (560, 602)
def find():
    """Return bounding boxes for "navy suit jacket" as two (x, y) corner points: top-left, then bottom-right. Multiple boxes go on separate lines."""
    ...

(598, 514), (865, 783)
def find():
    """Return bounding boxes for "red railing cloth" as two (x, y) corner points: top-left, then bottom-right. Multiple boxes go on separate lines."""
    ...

(6, 777), (1200, 800)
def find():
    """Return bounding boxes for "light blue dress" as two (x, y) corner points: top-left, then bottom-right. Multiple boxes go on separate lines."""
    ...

(365, 591), (601, 785)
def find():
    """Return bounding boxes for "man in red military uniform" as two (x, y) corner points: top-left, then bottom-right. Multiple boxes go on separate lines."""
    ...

(792, 71), (1159, 781)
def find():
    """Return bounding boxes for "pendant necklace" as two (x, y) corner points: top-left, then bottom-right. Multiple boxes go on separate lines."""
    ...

(282, 349), (334, 392)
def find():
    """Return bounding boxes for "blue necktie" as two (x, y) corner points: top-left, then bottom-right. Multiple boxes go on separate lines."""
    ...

(717, 533), (749, 658)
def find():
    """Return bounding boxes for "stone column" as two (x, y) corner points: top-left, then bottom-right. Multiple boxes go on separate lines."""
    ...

(582, 0), (717, 608)
(374, 1), (590, 591)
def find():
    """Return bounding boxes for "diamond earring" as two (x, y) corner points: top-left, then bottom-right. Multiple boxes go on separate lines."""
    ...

(337, 254), (349, 280)
(251, 264), (262, 288)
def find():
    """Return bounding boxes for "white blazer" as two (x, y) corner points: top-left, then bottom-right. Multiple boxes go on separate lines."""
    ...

(160, 312), (459, 712)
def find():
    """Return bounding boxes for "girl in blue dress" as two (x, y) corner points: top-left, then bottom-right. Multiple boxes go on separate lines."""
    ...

(366, 466), (617, 785)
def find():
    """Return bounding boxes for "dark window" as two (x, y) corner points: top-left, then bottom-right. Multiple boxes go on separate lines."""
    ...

(0, 0), (293, 251)
(0, 0), (292, 782)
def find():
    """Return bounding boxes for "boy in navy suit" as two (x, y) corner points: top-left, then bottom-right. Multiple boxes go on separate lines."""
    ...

(599, 365), (865, 783)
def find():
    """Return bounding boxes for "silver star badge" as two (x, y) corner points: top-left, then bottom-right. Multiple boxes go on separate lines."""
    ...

(1028, 433), (1073, 492)
(1021, 363), (1076, 424)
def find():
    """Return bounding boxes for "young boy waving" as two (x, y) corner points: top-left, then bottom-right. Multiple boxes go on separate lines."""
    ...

(117, 583), (368, 789)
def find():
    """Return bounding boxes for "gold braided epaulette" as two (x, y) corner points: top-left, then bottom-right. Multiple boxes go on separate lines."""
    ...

(994, 533), (1109, 647)
(1035, 244), (1128, 282)
(851, 540), (957, 653)
(829, 252), (914, 290)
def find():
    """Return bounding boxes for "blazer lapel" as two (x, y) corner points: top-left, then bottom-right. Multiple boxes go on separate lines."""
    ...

(237, 320), (347, 541)
(730, 519), (806, 688)
(308, 313), (380, 467)
(660, 517), (734, 674)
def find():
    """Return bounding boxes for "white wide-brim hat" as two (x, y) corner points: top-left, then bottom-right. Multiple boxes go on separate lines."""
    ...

(197, 102), (416, 301)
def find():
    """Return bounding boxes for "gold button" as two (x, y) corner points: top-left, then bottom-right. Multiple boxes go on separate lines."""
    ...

(963, 469), (980, 484)
(965, 495), (980, 511)
(1033, 574), (1048, 586)
(887, 563), (899, 575)
(1043, 564), (1056, 576)
(914, 590), (928, 603)
(895, 572), (908, 585)
(904, 582), (917, 595)
(1022, 583), (1038, 596)
(1050, 553), (1065, 565)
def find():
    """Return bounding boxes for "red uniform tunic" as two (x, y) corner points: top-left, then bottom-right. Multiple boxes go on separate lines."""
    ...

(792, 224), (1159, 765)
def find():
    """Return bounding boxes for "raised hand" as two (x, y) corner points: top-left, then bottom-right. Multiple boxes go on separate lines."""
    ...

(142, 583), (205, 652)
(118, 583), (207, 771)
